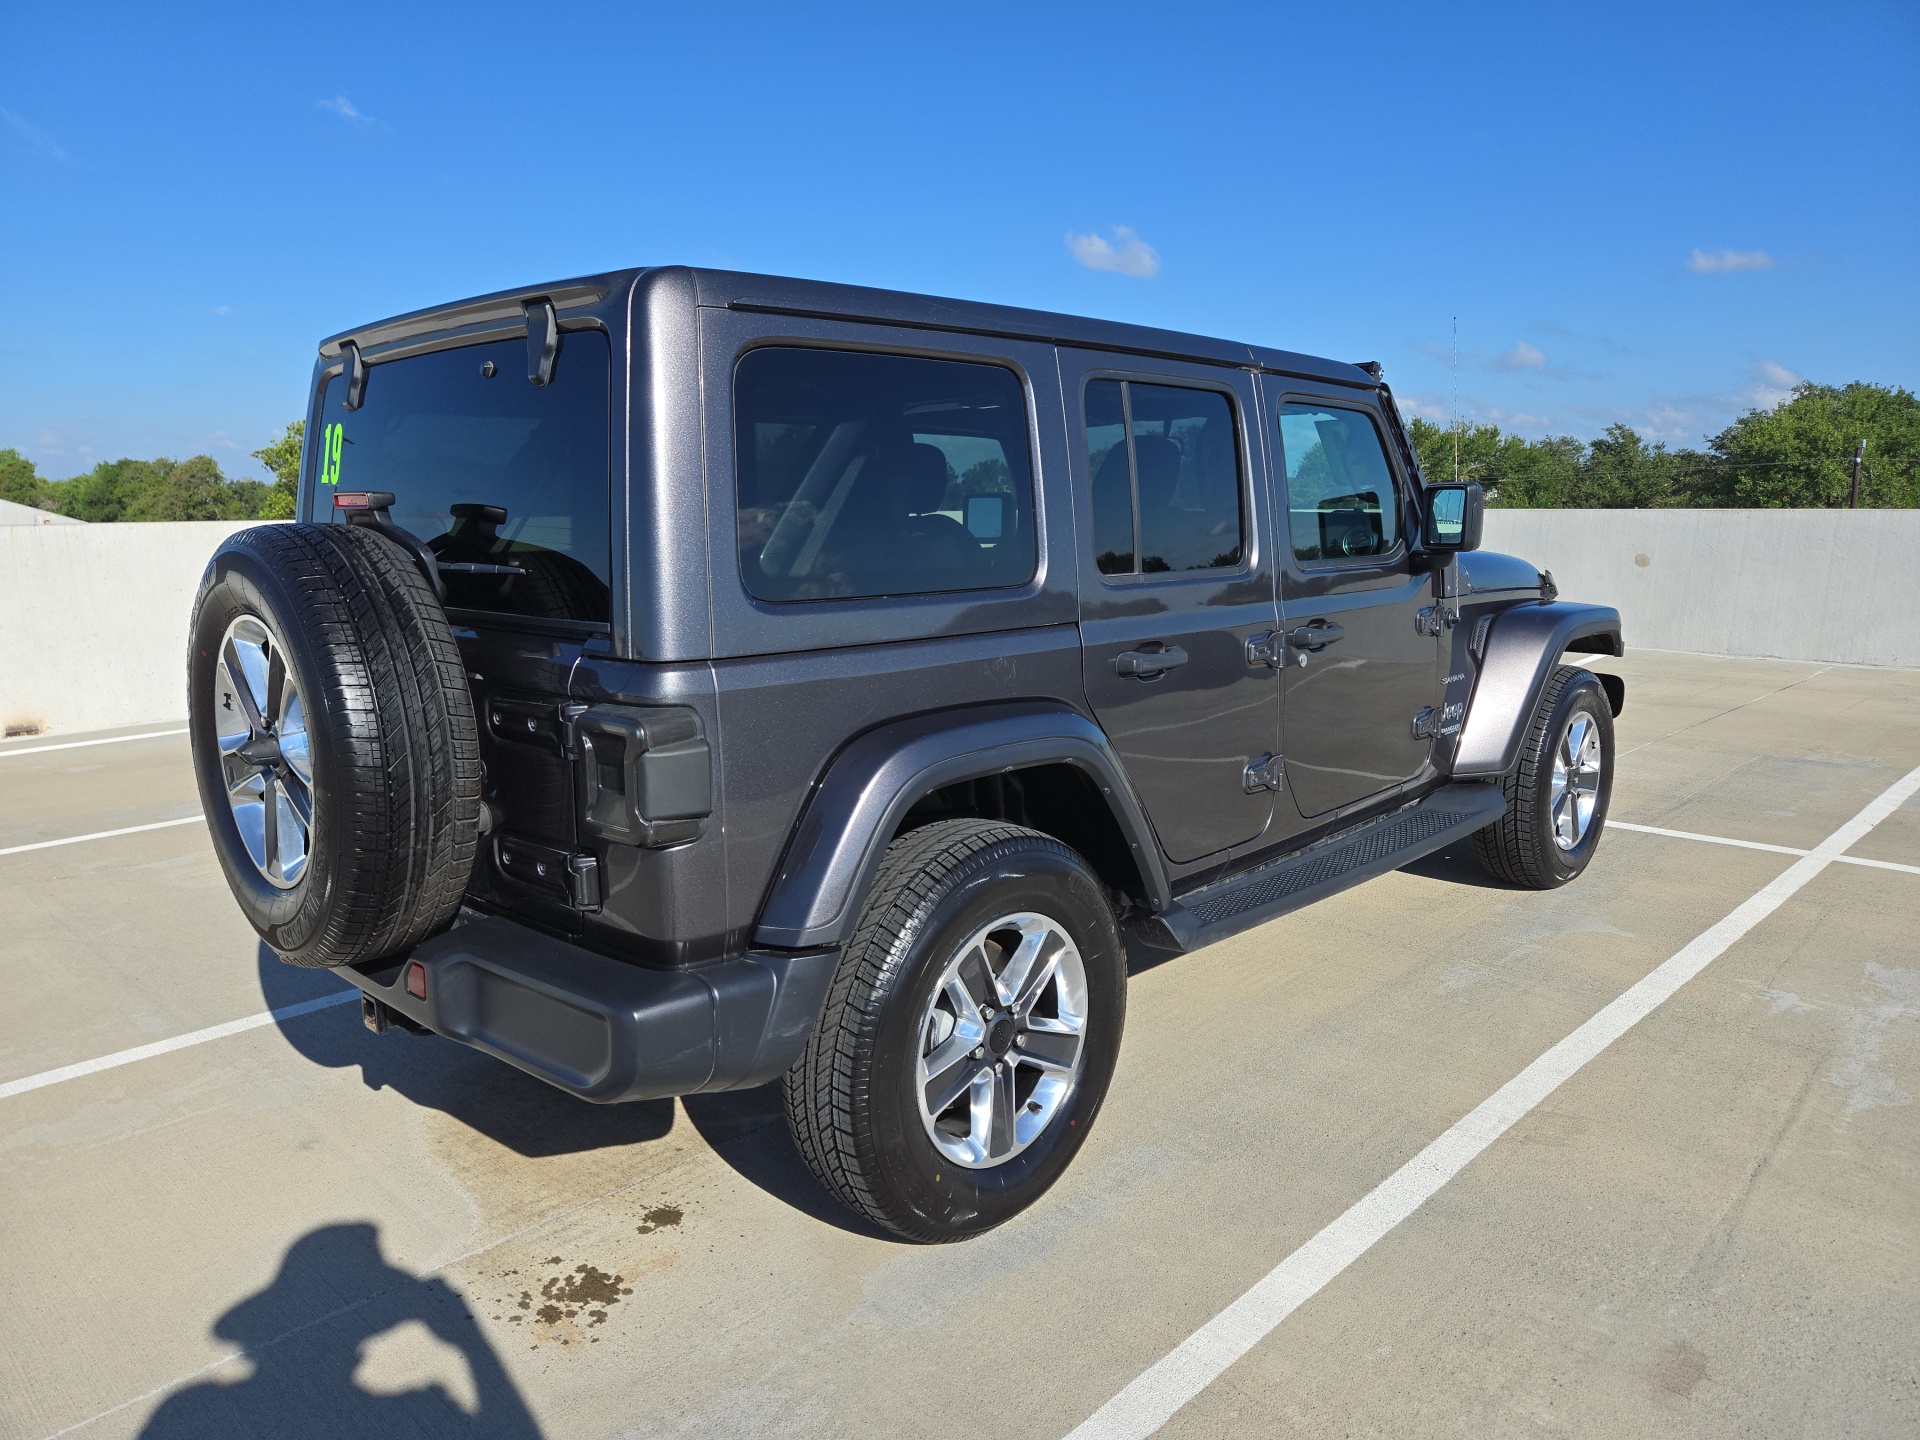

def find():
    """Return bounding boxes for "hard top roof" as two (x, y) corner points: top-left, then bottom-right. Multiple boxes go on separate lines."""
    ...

(317, 266), (1379, 390)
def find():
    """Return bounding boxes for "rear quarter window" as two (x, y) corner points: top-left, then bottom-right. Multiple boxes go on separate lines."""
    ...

(732, 347), (1037, 603)
(313, 332), (612, 624)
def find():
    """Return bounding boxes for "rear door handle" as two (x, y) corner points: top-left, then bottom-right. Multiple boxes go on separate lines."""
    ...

(1286, 622), (1345, 652)
(1114, 645), (1189, 677)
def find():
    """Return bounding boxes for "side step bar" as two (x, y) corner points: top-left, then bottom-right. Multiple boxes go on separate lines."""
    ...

(1136, 782), (1507, 954)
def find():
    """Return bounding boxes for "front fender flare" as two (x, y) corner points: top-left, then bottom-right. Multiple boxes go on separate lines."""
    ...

(753, 702), (1170, 949)
(1453, 602), (1624, 777)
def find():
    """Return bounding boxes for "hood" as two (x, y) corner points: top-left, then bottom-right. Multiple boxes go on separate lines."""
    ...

(1460, 550), (1542, 595)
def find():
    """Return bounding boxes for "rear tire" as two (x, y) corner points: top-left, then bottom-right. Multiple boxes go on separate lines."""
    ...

(784, 819), (1127, 1241)
(1473, 665), (1613, 889)
(187, 523), (481, 967)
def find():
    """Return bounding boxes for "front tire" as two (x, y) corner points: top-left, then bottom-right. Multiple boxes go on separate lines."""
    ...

(784, 819), (1127, 1241)
(1473, 665), (1614, 889)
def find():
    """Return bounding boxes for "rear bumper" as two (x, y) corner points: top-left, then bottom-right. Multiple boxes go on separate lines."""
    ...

(339, 917), (839, 1103)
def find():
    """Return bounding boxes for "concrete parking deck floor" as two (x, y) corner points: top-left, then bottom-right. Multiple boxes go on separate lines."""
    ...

(1, 652), (1915, 1439)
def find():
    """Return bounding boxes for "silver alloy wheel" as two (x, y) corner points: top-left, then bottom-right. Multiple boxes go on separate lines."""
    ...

(212, 613), (314, 888)
(914, 910), (1089, 1170)
(1551, 710), (1603, 851)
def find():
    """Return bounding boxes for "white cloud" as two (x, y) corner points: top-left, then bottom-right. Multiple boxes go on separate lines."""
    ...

(1489, 340), (1548, 373)
(1066, 225), (1160, 278)
(1393, 391), (1449, 422)
(0, 106), (69, 161)
(1747, 359), (1803, 407)
(1689, 247), (1773, 274)
(318, 94), (373, 125)
(1638, 404), (1697, 443)
(212, 305), (233, 317)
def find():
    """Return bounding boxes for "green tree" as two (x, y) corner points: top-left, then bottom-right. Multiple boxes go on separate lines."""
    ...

(1707, 382), (1920, 507)
(0, 448), (55, 511)
(1407, 418), (1583, 506)
(46, 454), (282, 522)
(1566, 424), (1680, 508)
(251, 420), (303, 520)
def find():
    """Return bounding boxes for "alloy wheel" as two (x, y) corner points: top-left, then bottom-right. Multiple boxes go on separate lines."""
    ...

(212, 613), (314, 888)
(1550, 710), (1602, 851)
(914, 911), (1089, 1170)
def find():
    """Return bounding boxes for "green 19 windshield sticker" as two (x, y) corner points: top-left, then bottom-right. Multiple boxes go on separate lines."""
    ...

(319, 421), (344, 486)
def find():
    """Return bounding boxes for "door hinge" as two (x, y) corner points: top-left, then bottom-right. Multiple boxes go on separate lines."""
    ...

(1415, 603), (1459, 637)
(1245, 630), (1283, 668)
(1244, 753), (1286, 793)
(1411, 707), (1442, 740)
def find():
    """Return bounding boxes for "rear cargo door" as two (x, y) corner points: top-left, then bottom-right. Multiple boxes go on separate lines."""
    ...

(310, 327), (616, 932)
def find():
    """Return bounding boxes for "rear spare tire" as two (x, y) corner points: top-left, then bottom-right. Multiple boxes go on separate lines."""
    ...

(187, 522), (481, 967)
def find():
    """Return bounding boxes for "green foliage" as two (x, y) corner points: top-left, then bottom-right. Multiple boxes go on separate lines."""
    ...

(1406, 381), (1919, 508)
(1707, 382), (1920, 507)
(40, 454), (284, 523)
(252, 420), (304, 520)
(0, 448), (55, 510)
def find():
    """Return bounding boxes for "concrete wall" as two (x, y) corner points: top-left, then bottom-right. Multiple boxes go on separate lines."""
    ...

(0, 521), (267, 736)
(1481, 510), (1920, 669)
(0, 510), (1913, 739)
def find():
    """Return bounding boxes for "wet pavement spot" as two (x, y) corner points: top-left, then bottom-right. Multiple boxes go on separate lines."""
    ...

(488, 1257), (634, 1347)
(636, 1204), (683, 1234)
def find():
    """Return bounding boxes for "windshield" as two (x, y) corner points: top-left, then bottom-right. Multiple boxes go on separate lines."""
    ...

(313, 331), (612, 624)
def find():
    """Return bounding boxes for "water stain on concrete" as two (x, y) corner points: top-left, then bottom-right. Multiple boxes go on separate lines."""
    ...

(490, 1255), (634, 1347)
(637, 1204), (684, 1234)
(1651, 1338), (1710, 1398)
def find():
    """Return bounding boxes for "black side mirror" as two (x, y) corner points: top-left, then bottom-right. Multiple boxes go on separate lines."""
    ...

(1423, 482), (1484, 551)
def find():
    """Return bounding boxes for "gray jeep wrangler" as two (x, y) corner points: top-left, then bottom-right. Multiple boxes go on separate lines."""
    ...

(188, 269), (1622, 1241)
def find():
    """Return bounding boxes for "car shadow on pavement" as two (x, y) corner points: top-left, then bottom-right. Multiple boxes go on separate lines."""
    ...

(680, 1084), (899, 1242)
(140, 1221), (542, 1440)
(1398, 837), (1516, 890)
(257, 945), (674, 1159)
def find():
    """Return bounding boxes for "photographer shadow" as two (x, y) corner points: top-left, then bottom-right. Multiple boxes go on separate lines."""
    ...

(257, 945), (673, 1159)
(141, 1222), (541, 1440)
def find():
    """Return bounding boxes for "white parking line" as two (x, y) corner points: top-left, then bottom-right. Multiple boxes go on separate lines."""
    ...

(0, 728), (189, 758)
(0, 815), (205, 857)
(0, 991), (360, 1102)
(1611, 819), (1920, 876)
(1065, 759), (1920, 1440)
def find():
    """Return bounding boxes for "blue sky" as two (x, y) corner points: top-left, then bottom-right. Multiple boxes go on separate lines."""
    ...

(2, 0), (1914, 482)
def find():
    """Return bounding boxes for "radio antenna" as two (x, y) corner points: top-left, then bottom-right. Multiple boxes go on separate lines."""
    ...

(1452, 316), (1460, 483)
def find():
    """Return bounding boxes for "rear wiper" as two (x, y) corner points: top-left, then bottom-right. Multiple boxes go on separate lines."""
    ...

(438, 561), (526, 575)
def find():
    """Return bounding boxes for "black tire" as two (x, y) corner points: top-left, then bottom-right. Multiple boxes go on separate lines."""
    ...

(784, 819), (1127, 1242)
(187, 523), (481, 967)
(1473, 665), (1614, 889)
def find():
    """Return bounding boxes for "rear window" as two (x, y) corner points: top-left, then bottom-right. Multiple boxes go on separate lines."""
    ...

(314, 332), (612, 624)
(733, 347), (1037, 603)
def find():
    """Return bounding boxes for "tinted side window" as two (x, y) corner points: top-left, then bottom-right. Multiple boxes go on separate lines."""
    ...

(1278, 404), (1401, 562)
(1085, 380), (1134, 575)
(316, 333), (612, 623)
(1081, 379), (1243, 577)
(733, 348), (1036, 602)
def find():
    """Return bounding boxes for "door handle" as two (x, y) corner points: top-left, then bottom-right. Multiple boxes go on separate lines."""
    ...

(1114, 645), (1189, 678)
(1286, 622), (1345, 652)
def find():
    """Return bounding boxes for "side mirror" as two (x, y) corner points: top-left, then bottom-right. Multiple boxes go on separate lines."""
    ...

(1423, 482), (1484, 552)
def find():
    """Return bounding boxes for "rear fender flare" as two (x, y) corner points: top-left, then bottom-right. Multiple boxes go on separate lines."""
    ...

(1454, 602), (1624, 777)
(752, 702), (1170, 949)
